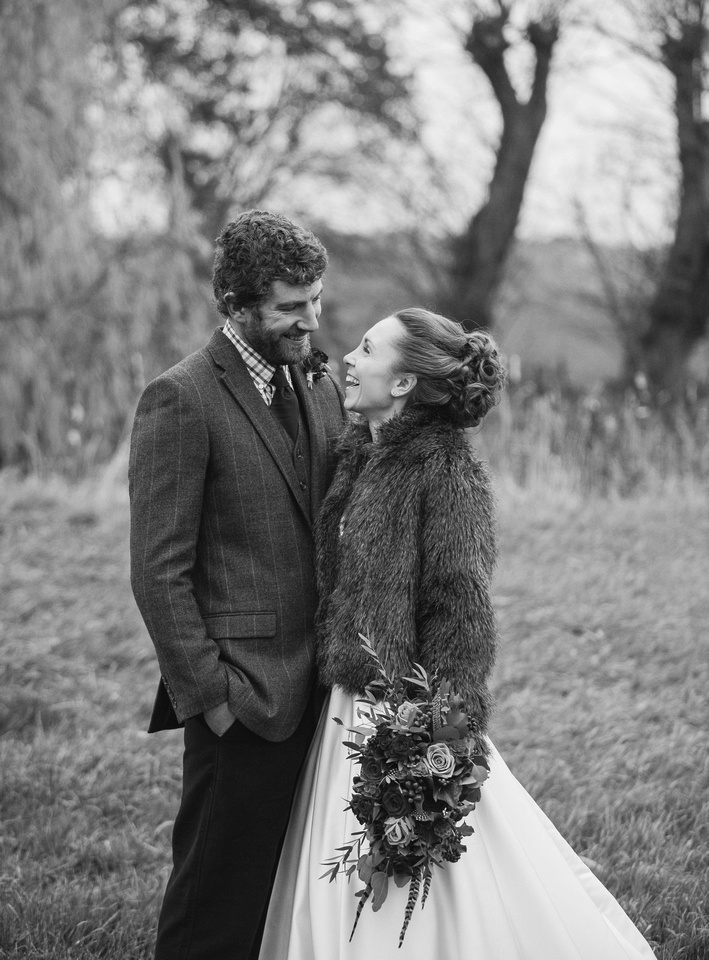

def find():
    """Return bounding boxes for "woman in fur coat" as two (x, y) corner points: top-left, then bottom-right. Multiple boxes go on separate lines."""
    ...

(259, 309), (656, 960)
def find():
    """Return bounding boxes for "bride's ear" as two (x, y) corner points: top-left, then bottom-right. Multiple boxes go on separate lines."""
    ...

(391, 374), (417, 399)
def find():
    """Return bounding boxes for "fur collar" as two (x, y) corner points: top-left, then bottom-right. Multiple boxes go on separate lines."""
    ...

(335, 405), (469, 465)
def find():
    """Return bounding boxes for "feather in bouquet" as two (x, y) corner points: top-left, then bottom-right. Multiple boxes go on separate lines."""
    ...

(321, 634), (490, 947)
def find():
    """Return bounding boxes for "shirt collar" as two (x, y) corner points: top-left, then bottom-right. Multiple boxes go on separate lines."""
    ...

(222, 318), (277, 387)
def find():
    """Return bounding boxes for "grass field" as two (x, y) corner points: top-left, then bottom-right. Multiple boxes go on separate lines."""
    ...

(0, 471), (707, 959)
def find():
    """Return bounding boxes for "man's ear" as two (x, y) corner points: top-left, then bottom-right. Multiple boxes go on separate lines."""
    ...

(391, 375), (417, 399)
(223, 293), (246, 322)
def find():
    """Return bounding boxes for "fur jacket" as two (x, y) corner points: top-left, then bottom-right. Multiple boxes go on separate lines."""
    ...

(315, 405), (498, 750)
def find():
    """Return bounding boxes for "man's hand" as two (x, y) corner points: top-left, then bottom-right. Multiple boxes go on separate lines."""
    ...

(204, 701), (236, 736)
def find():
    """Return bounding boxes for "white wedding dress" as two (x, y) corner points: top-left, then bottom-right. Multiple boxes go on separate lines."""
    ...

(259, 687), (656, 960)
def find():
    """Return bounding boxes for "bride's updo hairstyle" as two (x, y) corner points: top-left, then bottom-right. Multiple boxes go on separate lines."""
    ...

(393, 308), (506, 428)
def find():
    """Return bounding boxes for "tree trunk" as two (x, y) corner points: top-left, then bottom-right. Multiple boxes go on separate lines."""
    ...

(443, 12), (560, 330)
(640, 19), (709, 397)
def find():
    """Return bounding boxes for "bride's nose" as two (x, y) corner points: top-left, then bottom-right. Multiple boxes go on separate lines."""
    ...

(343, 350), (354, 366)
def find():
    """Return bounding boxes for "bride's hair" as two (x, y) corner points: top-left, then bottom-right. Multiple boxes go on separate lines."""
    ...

(393, 307), (506, 428)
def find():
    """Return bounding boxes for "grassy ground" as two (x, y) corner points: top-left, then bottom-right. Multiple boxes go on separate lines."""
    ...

(0, 473), (707, 959)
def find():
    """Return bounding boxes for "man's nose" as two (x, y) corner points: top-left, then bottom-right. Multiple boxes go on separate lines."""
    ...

(298, 303), (319, 330)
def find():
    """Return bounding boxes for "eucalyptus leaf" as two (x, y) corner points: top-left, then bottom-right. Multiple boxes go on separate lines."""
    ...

(371, 870), (389, 911)
(358, 855), (374, 884)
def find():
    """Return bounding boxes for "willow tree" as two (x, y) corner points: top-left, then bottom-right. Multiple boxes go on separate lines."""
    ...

(440, 0), (566, 329)
(0, 0), (114, 317)
(0, 0), (125, 468)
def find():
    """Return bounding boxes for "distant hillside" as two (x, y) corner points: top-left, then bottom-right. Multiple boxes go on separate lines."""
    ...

(315, 231), (624, 387)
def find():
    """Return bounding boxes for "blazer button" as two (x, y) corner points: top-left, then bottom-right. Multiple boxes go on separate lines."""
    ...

(296, 448), (303, 459)
(299, 480), (307, 490)
(163, 677), (178, 707)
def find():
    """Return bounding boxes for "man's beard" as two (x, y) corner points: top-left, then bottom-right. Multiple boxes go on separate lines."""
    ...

(244, 310), (312, 366)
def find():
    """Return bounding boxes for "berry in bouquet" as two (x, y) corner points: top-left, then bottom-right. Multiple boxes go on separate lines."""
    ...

(322, 635), (490, 947)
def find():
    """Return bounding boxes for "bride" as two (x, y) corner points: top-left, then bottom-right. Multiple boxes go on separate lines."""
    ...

(259, 307), (656, 959)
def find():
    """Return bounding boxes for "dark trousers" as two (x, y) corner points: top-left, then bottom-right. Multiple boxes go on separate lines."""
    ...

(155, 703), (316, 960)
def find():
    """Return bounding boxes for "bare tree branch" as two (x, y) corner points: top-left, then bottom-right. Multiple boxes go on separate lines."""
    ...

(465, 10), (519, 116)
(443, 0), (564, 328)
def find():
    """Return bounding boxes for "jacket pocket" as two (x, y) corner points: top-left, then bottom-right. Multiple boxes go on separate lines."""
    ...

(203, 612), (277, 640)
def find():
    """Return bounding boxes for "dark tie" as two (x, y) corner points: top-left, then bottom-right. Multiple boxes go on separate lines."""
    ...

(270, 366), (299, 444)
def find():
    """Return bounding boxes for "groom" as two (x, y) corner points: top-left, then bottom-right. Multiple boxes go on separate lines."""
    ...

(129, 210), (346, 959)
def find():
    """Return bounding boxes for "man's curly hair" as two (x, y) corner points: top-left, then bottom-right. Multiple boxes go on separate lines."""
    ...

(212, 210), (328, 317)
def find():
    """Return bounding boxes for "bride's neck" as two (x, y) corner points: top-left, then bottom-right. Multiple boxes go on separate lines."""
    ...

(367, 401), (410, 442)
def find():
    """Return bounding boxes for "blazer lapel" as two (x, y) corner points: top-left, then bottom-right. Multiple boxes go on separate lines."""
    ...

(206, 329), (311, 524)
(291, 364), (331, 517)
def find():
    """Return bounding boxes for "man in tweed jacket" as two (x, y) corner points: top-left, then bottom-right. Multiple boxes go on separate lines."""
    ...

(129, 210), (346, 960)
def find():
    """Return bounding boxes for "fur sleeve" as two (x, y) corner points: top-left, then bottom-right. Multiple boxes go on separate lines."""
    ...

(415, 455), (498, 740)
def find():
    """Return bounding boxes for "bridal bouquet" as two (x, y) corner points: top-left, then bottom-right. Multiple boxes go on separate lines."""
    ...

(322, 635), (490, 947)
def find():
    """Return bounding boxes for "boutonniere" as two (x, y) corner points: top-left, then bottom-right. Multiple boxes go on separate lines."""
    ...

(302, 348), (329, 390)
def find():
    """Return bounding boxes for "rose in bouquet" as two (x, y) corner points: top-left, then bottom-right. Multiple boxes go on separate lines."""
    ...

(322, 635), (490, 947)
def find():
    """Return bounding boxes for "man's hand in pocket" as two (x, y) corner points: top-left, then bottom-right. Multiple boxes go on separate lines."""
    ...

(204, 701), (236, 736)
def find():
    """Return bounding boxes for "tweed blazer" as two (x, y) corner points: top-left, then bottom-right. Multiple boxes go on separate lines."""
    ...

(315, 407), (498, 753)
(129, 328), (346, 741)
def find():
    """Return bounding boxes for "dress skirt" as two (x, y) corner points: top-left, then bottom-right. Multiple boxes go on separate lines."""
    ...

(259, 687), (656, 960)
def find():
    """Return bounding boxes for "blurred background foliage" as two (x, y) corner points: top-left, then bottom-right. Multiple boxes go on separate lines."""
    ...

(0, 0), (708, 487)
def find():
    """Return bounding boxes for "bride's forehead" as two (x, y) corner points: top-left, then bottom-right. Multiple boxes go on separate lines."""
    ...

(365, 315), (402, 348)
